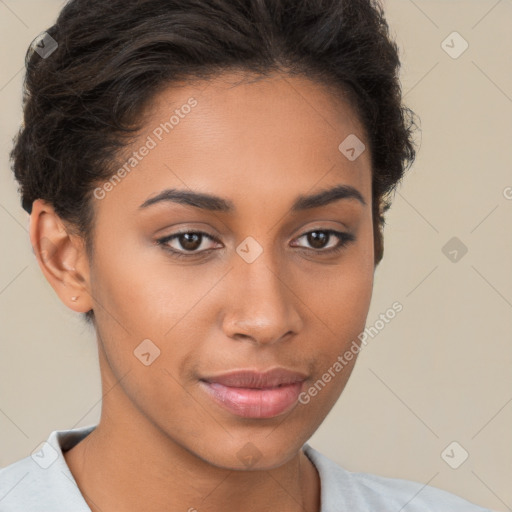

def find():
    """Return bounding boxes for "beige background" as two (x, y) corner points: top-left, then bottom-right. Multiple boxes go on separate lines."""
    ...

(1, 0), (511, 510)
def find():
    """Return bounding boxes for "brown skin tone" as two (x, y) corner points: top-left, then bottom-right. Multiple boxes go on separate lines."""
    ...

(30, 71), (374, 512)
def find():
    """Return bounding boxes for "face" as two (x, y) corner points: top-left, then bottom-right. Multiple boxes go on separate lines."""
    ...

(68, 71), (374, 469)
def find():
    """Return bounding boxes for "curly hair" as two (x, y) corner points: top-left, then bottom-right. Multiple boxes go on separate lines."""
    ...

(10, 0), (419, 324)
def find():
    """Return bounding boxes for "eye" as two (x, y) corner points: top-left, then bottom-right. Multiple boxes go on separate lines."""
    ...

(291, 229), (356, 255)
(155, 228), (355, 259)
(155, 230), (220, 258)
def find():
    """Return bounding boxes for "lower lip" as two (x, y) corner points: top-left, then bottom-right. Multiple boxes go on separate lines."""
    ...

(199, 380), (304, 418)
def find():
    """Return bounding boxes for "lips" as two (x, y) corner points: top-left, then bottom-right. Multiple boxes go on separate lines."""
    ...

(201, 368), (308, 388)
(199, 368), (307, 419)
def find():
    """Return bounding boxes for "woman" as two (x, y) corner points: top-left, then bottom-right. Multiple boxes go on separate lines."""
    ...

(0, 0), (495, 510)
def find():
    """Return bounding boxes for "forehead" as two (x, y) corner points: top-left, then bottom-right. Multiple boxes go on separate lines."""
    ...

(97, 70), (372, 216)
(146, 70), (368, 154)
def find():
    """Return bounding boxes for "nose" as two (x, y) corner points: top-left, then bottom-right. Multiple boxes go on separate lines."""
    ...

(221, 250), (304, 346)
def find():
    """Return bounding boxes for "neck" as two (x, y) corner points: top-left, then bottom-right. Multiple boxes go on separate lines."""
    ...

(63, 349), (321, 512)
(64, 421), (320, 512)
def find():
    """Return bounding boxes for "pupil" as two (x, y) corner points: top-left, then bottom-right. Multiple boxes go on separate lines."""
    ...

(309, 231), (327, 249)
(181, 233), (201, 251)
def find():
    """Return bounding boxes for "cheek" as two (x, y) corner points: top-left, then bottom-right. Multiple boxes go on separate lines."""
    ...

(301, 239), (374, 338)
(302, 272), (371, 383)
(88, 242), (213, 433)
(295, 234), (374, 401)
(298, 275), (371, 427)
(89, 230), (219, 337)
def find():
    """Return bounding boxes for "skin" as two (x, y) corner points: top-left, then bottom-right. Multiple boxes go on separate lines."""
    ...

(30, 71), (375, 512)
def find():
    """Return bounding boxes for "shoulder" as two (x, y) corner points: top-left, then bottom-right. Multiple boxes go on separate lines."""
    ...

(303, 444), (495, 512)
(0, 453), (87, 511)
(0, 425), (96, 512)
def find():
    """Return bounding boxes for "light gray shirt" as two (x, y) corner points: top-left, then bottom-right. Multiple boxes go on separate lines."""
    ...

(0, 425), (495, 511)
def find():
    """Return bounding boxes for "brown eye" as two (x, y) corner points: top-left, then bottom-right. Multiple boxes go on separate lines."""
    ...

(292, 229), (355, 254)
(307, 231), (329, 249)
(156, 230), (220, 258)
(177, 232), (202, 251)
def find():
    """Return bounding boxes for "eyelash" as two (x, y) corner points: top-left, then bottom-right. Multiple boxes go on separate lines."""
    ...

(155, 228), (355, 259)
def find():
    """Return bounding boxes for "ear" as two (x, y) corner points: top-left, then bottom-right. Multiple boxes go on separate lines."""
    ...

(29, 198), (93, 314)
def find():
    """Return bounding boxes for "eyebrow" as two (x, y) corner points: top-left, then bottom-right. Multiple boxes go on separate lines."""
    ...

(138, 183), (367, 212)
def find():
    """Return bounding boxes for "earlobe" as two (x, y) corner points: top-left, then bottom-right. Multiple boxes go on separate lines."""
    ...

(29, 199), (93, 313)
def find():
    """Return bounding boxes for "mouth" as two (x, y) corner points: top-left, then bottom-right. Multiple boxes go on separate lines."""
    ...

(198, 368), (307, 419)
